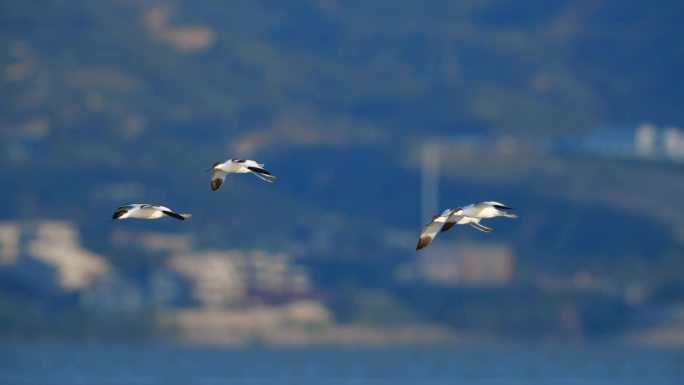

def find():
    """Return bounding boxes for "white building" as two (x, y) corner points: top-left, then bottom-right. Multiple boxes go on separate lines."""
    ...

(396, 242), (515, 286)
(167, 249), (312, 309)
(663, 126), (684, 160)
(0, 221), (110, 293)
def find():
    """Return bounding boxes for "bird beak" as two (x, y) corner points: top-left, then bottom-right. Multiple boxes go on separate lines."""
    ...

(205, 168), (213, 172)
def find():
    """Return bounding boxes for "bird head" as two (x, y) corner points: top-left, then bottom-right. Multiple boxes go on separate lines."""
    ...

(206, 161), (221, 172)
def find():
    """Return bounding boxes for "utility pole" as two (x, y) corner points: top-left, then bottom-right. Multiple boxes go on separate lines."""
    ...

(421, 142), (440, 223)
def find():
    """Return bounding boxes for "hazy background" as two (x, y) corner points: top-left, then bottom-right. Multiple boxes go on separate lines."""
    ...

(1, 0), (684, 382)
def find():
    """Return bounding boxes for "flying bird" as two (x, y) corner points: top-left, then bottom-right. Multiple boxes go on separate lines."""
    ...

(207, 158), (276, 191)
(112, 204), (192, 221)
(416, 208), (491, 250)
(416, 202), (517, 250)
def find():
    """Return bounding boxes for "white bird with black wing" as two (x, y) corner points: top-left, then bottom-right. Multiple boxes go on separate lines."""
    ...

(112, 204), (192, 221)
(207, 158), (276, 191)
(416, 208), (490, 250)
(416, 201), (517, 250)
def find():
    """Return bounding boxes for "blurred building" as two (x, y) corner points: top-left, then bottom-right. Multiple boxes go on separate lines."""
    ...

(0, 221), (111, 295)
(109, 228), (193, 254)
(0, 221), (110, 295)
(167, 249), (312, 308)
(79, 273), (143, 313)
(158, 300), (333, 345)
(663, 126), (684, 160)
(396, 242), (515, 286)
(429, 123), (684, 164)
(585, 123), (684, 162)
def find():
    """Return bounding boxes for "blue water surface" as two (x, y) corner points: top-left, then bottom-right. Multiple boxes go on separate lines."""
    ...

(0, 343), (682, 385)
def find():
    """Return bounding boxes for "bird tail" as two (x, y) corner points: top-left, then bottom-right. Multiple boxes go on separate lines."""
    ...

(503, 213), (518, 219)
(181, 213), (192, 219)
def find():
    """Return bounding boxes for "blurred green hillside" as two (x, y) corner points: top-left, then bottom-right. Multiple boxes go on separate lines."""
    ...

(3, 1), (683, 149)
(2, 0), (682, 254)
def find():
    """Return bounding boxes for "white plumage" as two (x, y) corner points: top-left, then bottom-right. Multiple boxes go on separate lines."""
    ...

(416, 201), (517, 250)
(208, 158), (276, 191)
(460, 201), (517, 219)
(112, 204), (192, 221)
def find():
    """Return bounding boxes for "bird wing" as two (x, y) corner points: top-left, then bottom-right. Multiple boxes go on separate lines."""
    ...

(112, 204), (142, 219)
(441, 208), (464, 232)
(116, 204), (139, 211)
(211, 170), (227, 191)
(416, 211), (452, 250)
(441, 216), (462, 232)
(161, 210), (186, 220)
(237, 159), (263, 168)
(483, 201), (512, 210)
(112, 207), (131, 219)
(147, 205), (189, 220)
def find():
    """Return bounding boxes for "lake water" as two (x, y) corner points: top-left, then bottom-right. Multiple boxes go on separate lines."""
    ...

(0, 343), (682, 385)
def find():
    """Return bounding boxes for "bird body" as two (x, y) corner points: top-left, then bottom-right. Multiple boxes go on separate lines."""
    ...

(112, 204), (192, 221)
(208, 158), (276, 191)
(214, 159), (264, 173)
(461, 201), (517, 219)
(441, 211), (490, 232)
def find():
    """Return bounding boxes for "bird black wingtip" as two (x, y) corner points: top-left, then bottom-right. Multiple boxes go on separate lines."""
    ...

(416, 237), (431, 250)
(211, 179), (223, 191)
(112, 210), (127, 220)
(247, 166), (272, 175)
(441, 222), (455, 232)
(162, 210), (186, 220)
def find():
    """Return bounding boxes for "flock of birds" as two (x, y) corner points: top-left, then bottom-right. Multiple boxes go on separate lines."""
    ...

(111, 157), (517, 251)
(111, 158), (276, 220)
